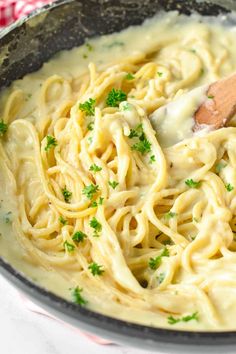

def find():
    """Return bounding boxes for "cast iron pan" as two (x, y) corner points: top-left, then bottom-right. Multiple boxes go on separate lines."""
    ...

(1, 1), (236, 352)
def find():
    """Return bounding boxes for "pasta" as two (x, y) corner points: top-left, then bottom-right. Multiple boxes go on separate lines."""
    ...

(1, 12), (236, 330)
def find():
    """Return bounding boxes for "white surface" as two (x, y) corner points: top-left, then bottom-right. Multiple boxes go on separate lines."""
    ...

(0, 274), (158, 354)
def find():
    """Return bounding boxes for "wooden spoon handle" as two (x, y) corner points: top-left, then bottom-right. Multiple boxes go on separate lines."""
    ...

(194, 73), (236, 130)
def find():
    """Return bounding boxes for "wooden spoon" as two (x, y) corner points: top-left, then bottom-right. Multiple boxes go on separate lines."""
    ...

(194, 72), (236, 130)
(150, 72), (236, 147)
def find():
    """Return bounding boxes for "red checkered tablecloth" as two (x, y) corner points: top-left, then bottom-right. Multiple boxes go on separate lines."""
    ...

(0, 0), (53, 28)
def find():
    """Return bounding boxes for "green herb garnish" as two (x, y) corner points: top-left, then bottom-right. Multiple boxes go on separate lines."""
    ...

(87, 122), (94, 131)
(121, 102), (132, 111)
(105, 41), (124, 49)
(72, 231), (87, 243)
(0, 120), (8, 137)
(85, 42), (93, 51)
(128, 124), (143, 139)
(64, 240), (75, 252)
(185, 179), (201, 189)
(149, 248), (169, 270)
(157, 272), (165, 285)
(82, 184), (99, 200)
(90, 201), (98, 208)
(207, 94), (214, 99)
(45, 135), (57, 152)
(164, 211), (177, 220)
(79, 98), (96, 116)
(108, 181), (119, 189)
(89, 217), (102, 237)
(131, 138), (151, 155)
(88, 262), (104, 276)
(157, 71), (163, 77)
(215, 162), (227, 174)
(89, 164), (102, 173)
(59, 216), (68, 225)
(225, 183), (234, 192)
(62, 187), (72, 203)
(98, 197), (104, 205)
(125, 73), (135, 80)
(149, 155), (156, 164)
(168, 311), (199, 325)
(71, 287), (87, 305)
(106, 88), (127, 107)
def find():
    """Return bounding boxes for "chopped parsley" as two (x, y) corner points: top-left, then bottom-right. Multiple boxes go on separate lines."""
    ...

(225, 183), (234, 192)
(90, 197), (104, 208)
(149, 247), (169, 270)
(89, 164), (102, 173)
(131, 138), (151, 155)
(64, 241), (75, 252)
(128, 124), (143, 139)
(106, 88), (127, 107)
(149, 155), (156, 164)
(207, 94), (214, 99)
(87, 122), (94, 131)
(125, 73), (135, 80)
(82, 184), (99, 200)
(45, 135), (57, 151)
(157, 71), (163, 77)
(108, 181), (119, 189)
(85, 42), (93, 51)
(105, 41), (124, 48)
(88, 137), (93, 144)
(121, 102), (132, 111)
(185, 179), (201, 189)
(72, 231), (87, 243)
(83, 53), (88, 59)
(168, 311), (199, 325)
(71, 287), (87, 305)
(164, 211), (177, 220)
(89, 217), (102, 237)
(59, 216), (68, 225)
(0, 120), (8, 137)
(4, 211), (12, 224)
(215, 162), (227, 174)
(79, 98), (96, 116)
(88, 262), (104, 276)
(62, 187), (72, 203)
(157, 272), (165, 285)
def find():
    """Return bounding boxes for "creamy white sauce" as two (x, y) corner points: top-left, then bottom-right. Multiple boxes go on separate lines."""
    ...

(1, 11), (236, 330)
(150, 86), (208, 147)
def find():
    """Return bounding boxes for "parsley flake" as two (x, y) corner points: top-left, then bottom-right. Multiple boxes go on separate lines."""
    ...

(149, 155), (156, 164)
(185, 179), (201, 189)
(88, 262), (104, 276)
(157, 272), (165, 285)
(0, 120), (8, 137)
(72, 231), (87, 243)
(168, 311), (199, 325)
(72, 231), (88, 242)
(131, 138), (151, 155)
(106, 88), (127, 107)
(62, 187), (72, 203)
(79, 98), (96, 116)
(45, 135), (57, 152)
(59, 216), (68, 225)
(71, 287), (87, 305)
(108, 181), (119, 189)
(89, 164), (102, 173)
(89, 217), (102, 237)
(128, 124), (143, 139)
(207, 94), (214, 99)
(225, 183), (234, 192)
(164, 211), (177, 220)
(125, 73), (135, 80)
(82, 184), (99, 200)
(157, 71), (163, 77)
(149, 248), (169, 270)
(87, 122), (94, 131)
(64, 241), (75, 252)
(215, 162), (227, 174)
